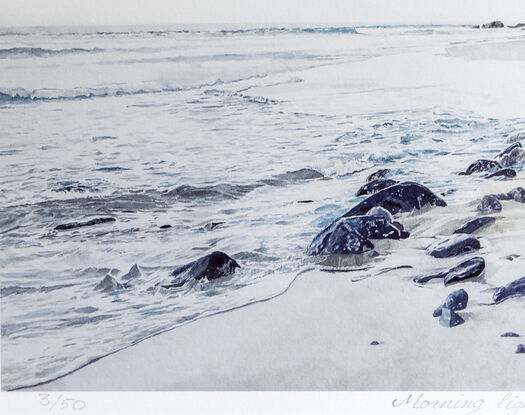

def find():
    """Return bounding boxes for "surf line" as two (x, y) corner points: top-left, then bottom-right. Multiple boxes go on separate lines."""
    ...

(392, 393), (485, 415)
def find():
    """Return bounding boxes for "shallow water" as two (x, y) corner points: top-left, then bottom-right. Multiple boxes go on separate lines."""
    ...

(1, 24), (525, 390)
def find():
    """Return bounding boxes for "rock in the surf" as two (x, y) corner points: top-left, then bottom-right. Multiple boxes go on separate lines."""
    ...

(453, 217), (496, 234)
(493, 276), (525, 304)
(507, 132), (525, 144)
(499, 147), (525, 168)
(482, 21), (504, 28)
(94, 275), (124, 292)
(496, 142), (522, 160)
(507, 187), (525, 203)
(121, 264), (141, 281)
(356, 179), (398, 196)
(414, 257), (485, 285)
(306, 214), (409, 256)
(477, 195), (502, 214)
(367, 169), (391, 182)
(460, 159), (501, 175)
(427, 234), (480, 258)
(516, 345), (525, 354)
(485, 169), (517, 179)
(161, 251), (240, 289)
(433, 289), (469, 317)
(501, 332), (520, 337)
(55, 217), (116, 231)
(439, 308), (465, 327)
(343, 182), (446, 217)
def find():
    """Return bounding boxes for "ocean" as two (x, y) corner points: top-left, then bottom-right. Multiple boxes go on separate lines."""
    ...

(1, 23), (524, 390)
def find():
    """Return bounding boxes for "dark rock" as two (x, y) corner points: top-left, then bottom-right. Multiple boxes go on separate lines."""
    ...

(453, 217), (496, 234)
(306, 215), (409, 256)
(370, 341), (380, 346)
(496, 142), (522, 159)
(472, 25), (480, 29)
(55, 217), (116, 231)
(367, 169), (391, 182)
(414, 257), (485, 285)
(516, 345), (525, 354)
(356, 179), (398, 196)
(509, 23), (525, 28)
(507, 187), (525, 203)
(94, 275), (124, 292)
(428, 234), (480, 258)
(433, 289), (469, 317)
(493, 276), (525, 304)
(482, 21), (504, 28)
(342, 182), (446, 217)
(439, 308), (465, 327)
(161, 251), (240, 289)
(460, 159), (501, 175)
(501, 332), (520, 337)
(477, 195), (502, 213)
(160, 224), (172, 229)
(485, 169), (517, 179)
(204, 222), (224, 231)
(297, 200), (314, 204)
(121, 264), (141, 281)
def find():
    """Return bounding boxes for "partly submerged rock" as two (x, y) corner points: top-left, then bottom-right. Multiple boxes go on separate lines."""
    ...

(516, 345), (525, 354)
(343, 182), (446, 217)
(366, 169), (391, 182)
(493, 276), (525, 304)
(94, 275), (124, 292)
(306, 215), (409, 256)
(477, 195), (502, 214)
(428, 234), (480, 258)
(482, 21), (504, 28)
(55, 217), (116, 231)
(160, 224), (172, 229)
(433, 289), (469, 317)
(507, 132), (525, 143)
(496, 142), (522, 159)
(499, 147), (525, 167)
(486, 168), (517, 179)
(439, 308), (465, 327)
(121, 264), (141, 281)
(507, 187), (525, 203)
(414, 257), (485, 285)
(356, 179), (398, 196)
(161, 251), (240, 289)
(453, 217), (496, 234)
(501, 332), (520, 338)
(460, 159), (501, 175)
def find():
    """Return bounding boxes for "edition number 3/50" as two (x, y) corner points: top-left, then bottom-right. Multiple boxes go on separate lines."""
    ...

(39, 394), (86, 411)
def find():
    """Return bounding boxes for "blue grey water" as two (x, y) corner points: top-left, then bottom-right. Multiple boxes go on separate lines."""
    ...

(1, 24), (523, 390)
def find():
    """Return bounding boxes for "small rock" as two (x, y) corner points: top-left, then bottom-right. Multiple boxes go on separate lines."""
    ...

(204, 222), (224, 231)
(481, 21), (504, 29)
(121, 264), (141, 281)
(453, 217), (496, 234)
(460, 159), (501, 175)
(508, 187), (525, 203)
(496, 142), (522, 159)
(499, 147), (525, 167)
(297, 200), (314, 204)
(414, 257), (485, 285)
(55, 217), (116, 231)
(94, 275), (124, 292)
(427, 234), (480, 258)
(516, 345), (525, 354)
(485, 169), (517, 179)
(370, 341), (380, 346)
(433, 289), (468, 317)
(160, 224), (172, 229)
(367, 169), (391, 182)
(439, 308), (465, 327)
(493, 276), (525, 303)
(501, 332), (520, 338)
(477, 195), (502, 214)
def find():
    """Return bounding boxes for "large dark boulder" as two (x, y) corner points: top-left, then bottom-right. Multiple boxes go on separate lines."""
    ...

(427, 234), (480, 258)
(161, 251), (240, 289)
(493, 276), (525, 304)
(453, 217), (496, 234)
(306, 214), (409, 256)
(356, 179), (398, 196)
(342, 182), (446, 217)
(460, 159), (501, 175)
(414, 257), (485, 285)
